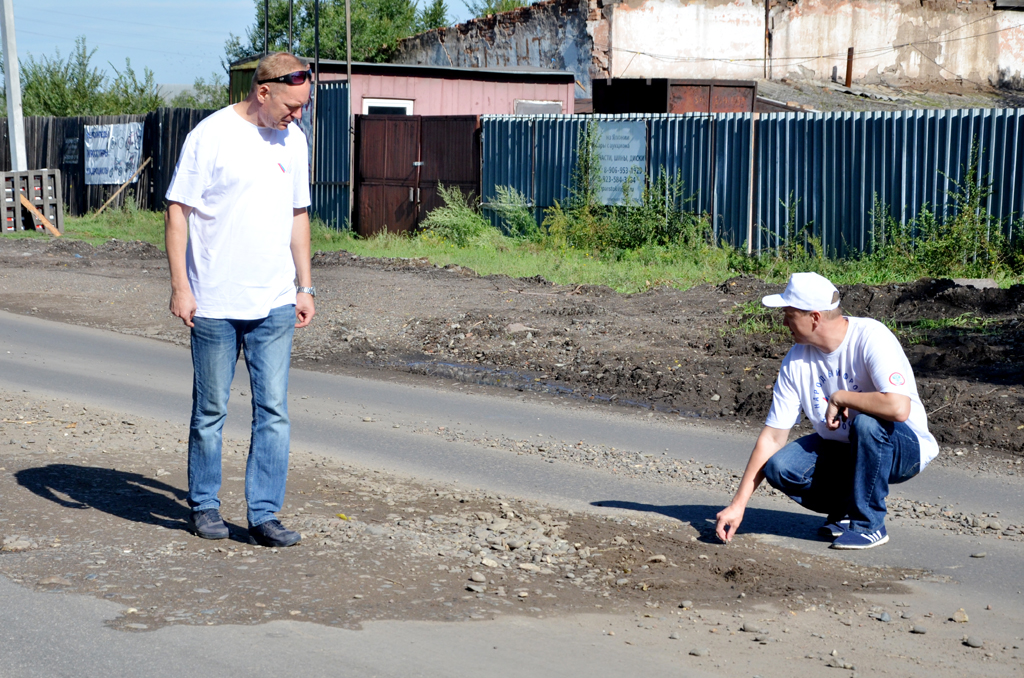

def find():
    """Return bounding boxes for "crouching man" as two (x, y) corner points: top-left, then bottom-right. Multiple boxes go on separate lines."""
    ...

(715, 272), (938, 549)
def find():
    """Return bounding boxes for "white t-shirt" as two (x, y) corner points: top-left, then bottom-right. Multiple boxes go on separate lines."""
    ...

(165, 106), (311, 319)
(765, 317), (939, 468)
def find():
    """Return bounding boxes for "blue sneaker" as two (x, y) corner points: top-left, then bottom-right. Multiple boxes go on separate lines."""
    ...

(818, 518), (851, 539)
(248, 519), (301, 547)
(187, 509), (229, 540)
(831, 525), (888, 550)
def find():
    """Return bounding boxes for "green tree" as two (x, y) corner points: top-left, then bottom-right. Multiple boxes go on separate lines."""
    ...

(417, 0), (449, 32)
(226, 0), (421, 65)
(19, 37), (106, 116)
(170, 72), (230, 110)
(463, 0), (526, 19)
(1, 36), (164, 116)
(105, 59), (164, 114)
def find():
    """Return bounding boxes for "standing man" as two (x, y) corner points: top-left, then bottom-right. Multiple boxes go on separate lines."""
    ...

(715, 272), (938, 550)
(164, 52), (316, 548)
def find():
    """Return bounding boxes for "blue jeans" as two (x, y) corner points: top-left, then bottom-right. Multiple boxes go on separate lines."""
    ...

(763, 414), (921, 533)
(188, 304), (295, 527)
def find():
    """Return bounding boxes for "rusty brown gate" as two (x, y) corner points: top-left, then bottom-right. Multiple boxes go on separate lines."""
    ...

(355, 115), (479, 236)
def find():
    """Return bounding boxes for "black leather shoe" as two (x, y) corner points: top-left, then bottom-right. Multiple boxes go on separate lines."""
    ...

(248, 519), (301, 547)
(187, 509), (229, 540)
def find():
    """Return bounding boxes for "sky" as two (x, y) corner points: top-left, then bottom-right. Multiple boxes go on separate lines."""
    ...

(6, 0), (476, 88)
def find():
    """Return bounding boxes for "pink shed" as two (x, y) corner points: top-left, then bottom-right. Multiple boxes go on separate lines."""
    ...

(230, 59), (576, 115)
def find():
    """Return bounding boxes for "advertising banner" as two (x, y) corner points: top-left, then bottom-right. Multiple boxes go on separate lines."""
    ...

(595, 121), (646, 205)
(84, 122), (144, 185)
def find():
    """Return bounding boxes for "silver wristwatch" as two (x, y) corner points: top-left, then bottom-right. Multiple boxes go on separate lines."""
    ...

(296, 285), (316, 297)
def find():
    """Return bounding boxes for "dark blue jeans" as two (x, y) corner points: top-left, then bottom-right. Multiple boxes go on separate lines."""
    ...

(763, 414), (921, 533)
(188, 304), (295, 527)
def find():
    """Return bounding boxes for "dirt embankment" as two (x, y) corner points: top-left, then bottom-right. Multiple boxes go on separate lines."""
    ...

(307, 250), (1024, 457)
(1, 237), (1022, 458)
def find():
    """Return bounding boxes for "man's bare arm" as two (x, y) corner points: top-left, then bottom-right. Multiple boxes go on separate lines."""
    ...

(715, 425), (791, 543)
(165, 202), (196, 328)
(825, 391), (911, 430)
(291, 207), (315, 329)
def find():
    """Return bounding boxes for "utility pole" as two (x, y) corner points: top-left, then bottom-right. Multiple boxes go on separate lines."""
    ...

(288, 0), (293, 52)
(264, 0), (269, 53)
(312, 0), (319, 183)
(345, 0), (353, 230)
(763, 0), (771, 80)
(1, 0), (27, 172)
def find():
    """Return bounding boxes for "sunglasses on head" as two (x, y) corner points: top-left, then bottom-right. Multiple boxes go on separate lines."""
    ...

(257, 69), (311, 85)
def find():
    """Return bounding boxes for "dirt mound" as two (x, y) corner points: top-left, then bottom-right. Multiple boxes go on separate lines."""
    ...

(312, 249), (436, 272)
(96, 239), (164, 260)
(840, 279), (1024, 320)
(45, 239), (94, 256)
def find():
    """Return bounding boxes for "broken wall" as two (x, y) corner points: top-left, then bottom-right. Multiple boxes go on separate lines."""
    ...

(608, 0), (1024, 88)
(391, 0), (597, 97)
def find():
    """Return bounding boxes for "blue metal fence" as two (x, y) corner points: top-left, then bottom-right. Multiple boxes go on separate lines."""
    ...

(310, 82), (350, 229)
(481, 108), (1024, 256)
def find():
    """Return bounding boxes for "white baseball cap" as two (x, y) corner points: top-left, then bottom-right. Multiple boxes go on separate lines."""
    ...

(761, 272), (840, 311)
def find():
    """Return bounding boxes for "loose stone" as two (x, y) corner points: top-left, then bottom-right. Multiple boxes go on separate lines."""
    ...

(965, 637), (985, 649)
(910, 626), (927, 634)
(689, 648), (710, 657)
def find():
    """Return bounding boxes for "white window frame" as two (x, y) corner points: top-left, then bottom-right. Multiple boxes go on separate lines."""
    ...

(362, 98), (415, 115)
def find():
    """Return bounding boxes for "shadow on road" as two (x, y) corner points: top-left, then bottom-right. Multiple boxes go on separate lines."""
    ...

(13, 463), (244, 539)
(592, 500), (826, 544)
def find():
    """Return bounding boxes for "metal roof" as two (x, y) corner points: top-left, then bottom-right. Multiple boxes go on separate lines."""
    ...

(229, 57), (575, 84)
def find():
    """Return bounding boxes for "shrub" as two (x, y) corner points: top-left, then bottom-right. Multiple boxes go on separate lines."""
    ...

(417, 184), (491, 247)
(490, 185), (540, 241)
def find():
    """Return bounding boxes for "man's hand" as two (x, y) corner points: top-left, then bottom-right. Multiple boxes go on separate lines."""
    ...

(295, 293), (315, 328)
(164, 202), (195, 328)
(169, 288), (197, 328)
(714, 426), (790, 544)
(715, 503), (746, 543)
(825, 397), (849, 431)
(290, 207), (314, 329)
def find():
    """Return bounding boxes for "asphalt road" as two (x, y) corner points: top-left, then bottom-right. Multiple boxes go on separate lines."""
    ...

(1, 311), (1023, 676)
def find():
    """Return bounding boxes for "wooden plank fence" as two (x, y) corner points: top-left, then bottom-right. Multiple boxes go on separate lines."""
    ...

(0, 108), (216, 217)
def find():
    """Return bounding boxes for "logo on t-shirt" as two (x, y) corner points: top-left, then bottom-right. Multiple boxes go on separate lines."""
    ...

(277, 163), (286, 173)
(889, 372), (906, 386)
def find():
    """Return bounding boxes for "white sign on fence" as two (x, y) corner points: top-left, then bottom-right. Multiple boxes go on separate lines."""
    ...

(596, 121), (646, 205)
(84, 122), (144, 185)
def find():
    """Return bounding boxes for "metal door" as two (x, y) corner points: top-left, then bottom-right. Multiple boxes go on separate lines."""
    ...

(356, 115), (421, 236)
(355, 115), (480, 235)
(419, 116), (480, 217)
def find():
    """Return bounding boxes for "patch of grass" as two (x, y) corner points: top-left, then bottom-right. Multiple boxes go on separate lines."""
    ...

(913, 312), (999, 332)
(877, 312), (1002, 346)
(727, 300), (788, 336)
(62, 202), (166, 247)
(4, 201), (166, 247)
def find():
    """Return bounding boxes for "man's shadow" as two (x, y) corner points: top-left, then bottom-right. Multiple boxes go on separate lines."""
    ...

(15, 464), (246, 539)
(592, 500), (826, 543)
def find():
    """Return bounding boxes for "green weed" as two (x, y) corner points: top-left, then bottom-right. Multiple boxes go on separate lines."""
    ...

(726, 300), (788, 337)
(489, 185), (540, 241)
(417, 184), (491, 248)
